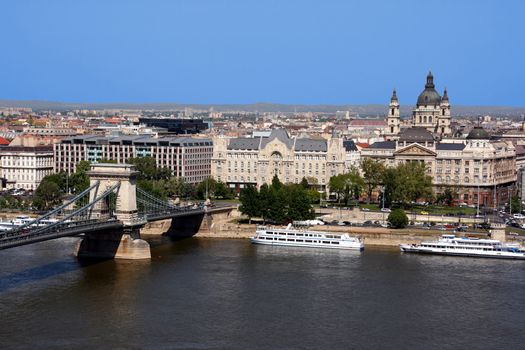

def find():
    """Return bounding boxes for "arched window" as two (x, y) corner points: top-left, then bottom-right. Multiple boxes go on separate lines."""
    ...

(423, 116), (427, 123)
(391, 126), (394, 133)
(442, 109), (445, 116)
(464, 176), (469, 183)
(391, 108), (395, 115)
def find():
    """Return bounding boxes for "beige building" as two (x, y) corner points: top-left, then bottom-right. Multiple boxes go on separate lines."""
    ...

(0, 146), (54, 190)
(211, 129), (347, 191)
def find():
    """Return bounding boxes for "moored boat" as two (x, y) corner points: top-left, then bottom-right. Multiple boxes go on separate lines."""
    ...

(251, 224), (364, 250)
(400, 234), (525, 260)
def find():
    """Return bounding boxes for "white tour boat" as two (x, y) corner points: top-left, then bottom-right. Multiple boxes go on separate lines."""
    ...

(251, 224), (364, 250)
(400, 234), (525, 260)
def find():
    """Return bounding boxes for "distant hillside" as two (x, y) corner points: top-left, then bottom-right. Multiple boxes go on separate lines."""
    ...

(0, 99), (524, 117)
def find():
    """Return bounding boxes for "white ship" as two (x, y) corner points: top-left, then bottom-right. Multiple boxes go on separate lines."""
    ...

(400, 234), (525, 260)
(251, 224), (364, 250)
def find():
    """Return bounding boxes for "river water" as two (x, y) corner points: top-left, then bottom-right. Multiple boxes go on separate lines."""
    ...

(0, 236), (524, 349)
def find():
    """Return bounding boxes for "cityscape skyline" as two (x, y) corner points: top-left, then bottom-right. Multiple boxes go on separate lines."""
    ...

(1, 0), (524, 106)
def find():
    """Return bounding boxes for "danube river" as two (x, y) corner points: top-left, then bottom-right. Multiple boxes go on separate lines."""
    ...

(1, 236), (525, 349)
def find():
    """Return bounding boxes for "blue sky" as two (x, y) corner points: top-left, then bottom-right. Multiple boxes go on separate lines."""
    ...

(1, 0), (524, 105)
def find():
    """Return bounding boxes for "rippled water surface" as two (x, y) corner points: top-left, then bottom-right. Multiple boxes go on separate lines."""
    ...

(1, 236), (524, 349)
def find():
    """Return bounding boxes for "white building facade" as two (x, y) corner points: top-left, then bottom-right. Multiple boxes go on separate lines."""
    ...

(0, 146), (54, 190)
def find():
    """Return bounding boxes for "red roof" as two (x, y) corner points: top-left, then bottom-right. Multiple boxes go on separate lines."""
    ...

(356, 142), (369, 149)
(0, 137), (10, 145)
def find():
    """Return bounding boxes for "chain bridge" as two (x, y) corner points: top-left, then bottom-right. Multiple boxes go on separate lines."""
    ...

(0, 164), (229, 259)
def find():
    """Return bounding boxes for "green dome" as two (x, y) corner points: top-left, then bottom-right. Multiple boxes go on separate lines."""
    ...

(466, 126), (490, 140)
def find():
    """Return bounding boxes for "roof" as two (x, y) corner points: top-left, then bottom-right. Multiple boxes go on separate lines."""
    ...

(295, 139), (327, 152)
(436, 143), (465, 151)
(343, 140), (358, 152)
(368, 141), (396, 149)
(466, 126), (490, 140)
(398, 127), (434, 142)
(227, 129), (328, 152)
(61, 135), (212, 147)
(0, 136), (10, 145)
(228, 138), (260, 150)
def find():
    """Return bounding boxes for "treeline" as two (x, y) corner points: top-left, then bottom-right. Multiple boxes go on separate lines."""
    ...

(239, 175), (315, 224)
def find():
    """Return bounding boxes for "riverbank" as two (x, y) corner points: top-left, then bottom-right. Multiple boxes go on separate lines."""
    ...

(192, 222), (491, 247)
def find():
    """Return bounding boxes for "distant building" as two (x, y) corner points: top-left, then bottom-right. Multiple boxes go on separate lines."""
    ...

(138, 118), (208, 134)
(211, 129), (347, 191)
(54, 135), (213, 184)
(0, 146), (54, 190)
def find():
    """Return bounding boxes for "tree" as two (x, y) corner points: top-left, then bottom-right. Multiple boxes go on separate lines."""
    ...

(300, 177), (309, 189)
(286, 185), (315, 220)
(214, 181), (234, 199)
(33, 180), (62, 210)
(239, 185), (259, 223)
(388, 209), (408, 229)
(196, 178), (217, 199)
(258, 184), (271, 222)
(510, 195), (521, 214)
(271, 174), (282, 191)
(69, 160), (91, 194)
(360, 158), (385, 203)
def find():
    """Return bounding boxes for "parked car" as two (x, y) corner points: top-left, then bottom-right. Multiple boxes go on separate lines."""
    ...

(380, 208), (391, 213)
(361, 208), (370, 211)
(513, 213), (525, 220)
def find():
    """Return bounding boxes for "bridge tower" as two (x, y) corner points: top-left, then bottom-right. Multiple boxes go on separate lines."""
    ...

(76, 164), (151, 260)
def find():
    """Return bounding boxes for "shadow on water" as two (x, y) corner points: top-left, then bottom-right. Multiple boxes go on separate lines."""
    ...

(0, 258), (109, 293)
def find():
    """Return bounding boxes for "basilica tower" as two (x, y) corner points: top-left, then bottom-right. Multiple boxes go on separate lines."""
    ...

(385, 89), (401, 140)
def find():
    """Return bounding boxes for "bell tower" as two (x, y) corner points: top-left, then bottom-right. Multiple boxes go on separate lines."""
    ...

(437, 88), (452, 136)
(385, 89), (401, 140)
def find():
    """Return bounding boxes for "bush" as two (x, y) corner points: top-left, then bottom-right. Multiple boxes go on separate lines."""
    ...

(388, 209), (408, 229)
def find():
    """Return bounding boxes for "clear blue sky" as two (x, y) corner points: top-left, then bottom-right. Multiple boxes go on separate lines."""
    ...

(1, 0), (524, 105)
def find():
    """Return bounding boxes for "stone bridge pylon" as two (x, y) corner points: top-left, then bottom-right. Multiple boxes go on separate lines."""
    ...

(76, 164), (151, 259)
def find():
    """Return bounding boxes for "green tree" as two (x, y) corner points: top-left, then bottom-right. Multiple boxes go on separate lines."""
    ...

(69, 160), (91, 194)
(300, 177), (309, 189)
(214, 181), (234, 199)
(33, 180), (62, 210)
(239, 185), (259, 223)
(510, 195), (521, 214)
(196, 178), (217, 199)
(128, 157), (171, 181)
(388, 209), (409, 229)
(286, 185), (315, 220)
(360, 158), (385, 203)
(258, 184), (272, 222)
(271, 174), (282, 191)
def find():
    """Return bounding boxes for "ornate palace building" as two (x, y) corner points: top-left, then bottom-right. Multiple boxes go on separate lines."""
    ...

(363, 72), (516, 207)
(211, 129), (347, 192)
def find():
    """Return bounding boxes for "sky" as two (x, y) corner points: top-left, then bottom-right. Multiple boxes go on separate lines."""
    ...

(1, 0), (524, 106)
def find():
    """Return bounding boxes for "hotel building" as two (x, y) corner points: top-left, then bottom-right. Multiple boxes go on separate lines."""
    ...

(54, 135), (213, 184)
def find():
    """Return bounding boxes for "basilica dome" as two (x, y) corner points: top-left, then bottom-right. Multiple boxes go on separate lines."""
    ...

(416, 72), (442, 106)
